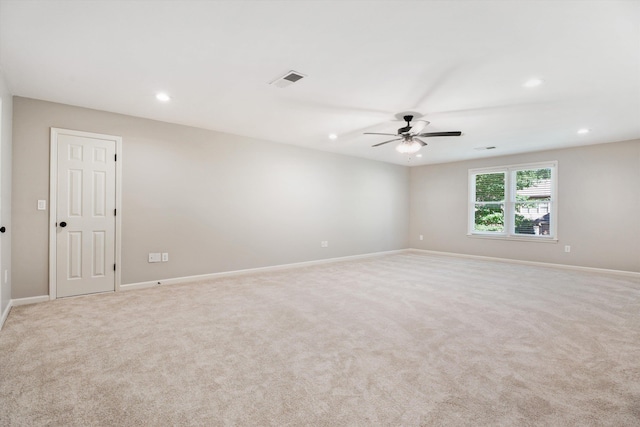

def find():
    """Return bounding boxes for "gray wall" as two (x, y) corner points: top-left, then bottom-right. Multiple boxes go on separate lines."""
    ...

(12, 97), (410, 298)
(0, 72), (12, 313)
(11, 96), (639, 301)
(410, 140), (640, 272)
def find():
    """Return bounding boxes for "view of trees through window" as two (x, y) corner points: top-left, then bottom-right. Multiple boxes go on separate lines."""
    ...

(474, 172), (505, 232)
(473, 168), (552, 235)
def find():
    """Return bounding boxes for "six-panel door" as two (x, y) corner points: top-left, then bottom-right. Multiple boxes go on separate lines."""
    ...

(56, 133), (116, 298)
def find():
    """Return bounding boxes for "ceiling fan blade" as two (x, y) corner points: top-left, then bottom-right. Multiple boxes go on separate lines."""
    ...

(364, 132), (398, 136)
(372, 138), (402, 147)
(409, 120), (429, 135)
(417, 131), (463, 137)
(413, 137), (427, 146)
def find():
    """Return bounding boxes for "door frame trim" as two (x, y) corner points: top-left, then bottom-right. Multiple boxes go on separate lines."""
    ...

(49, 128), (122, 300)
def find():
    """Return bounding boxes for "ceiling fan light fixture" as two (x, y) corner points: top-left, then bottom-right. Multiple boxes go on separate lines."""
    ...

(396, 139), (421, 154)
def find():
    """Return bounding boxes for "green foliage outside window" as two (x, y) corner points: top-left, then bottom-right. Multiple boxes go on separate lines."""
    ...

(474, 172), (505, 231)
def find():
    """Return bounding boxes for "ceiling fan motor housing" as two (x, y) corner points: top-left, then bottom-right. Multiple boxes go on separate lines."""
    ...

(397, 115), (414, 134)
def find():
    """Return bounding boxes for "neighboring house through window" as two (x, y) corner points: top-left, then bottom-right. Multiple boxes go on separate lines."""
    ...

(468, 161), (558, 240)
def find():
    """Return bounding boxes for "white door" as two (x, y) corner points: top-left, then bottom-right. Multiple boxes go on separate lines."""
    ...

(0, 98), (3, 307)
(55, 130), (117, 298)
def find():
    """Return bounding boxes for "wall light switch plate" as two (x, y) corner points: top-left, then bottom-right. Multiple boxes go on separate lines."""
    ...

(37, 200), (47, 210)
(148, 253), (161, 263)
(162, 253), (169, 262)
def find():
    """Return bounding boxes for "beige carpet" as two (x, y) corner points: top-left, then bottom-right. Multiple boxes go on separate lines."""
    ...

(1, 252), (639, 426)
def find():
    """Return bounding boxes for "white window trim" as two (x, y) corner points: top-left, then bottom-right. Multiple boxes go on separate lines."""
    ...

(467, 161), (558, 242)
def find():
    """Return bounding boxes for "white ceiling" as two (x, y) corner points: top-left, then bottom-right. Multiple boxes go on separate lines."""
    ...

(1, 0), (639, 166)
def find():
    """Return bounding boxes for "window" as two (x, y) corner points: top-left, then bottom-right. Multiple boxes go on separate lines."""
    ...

(469, 162), (557, 240)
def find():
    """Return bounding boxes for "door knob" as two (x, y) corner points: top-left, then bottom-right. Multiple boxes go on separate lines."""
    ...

(0, 226), (5, 233)
(59, 222), (67, 228)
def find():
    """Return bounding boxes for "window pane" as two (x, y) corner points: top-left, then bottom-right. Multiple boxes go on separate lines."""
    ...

(515, 203), (551, 235)
(515, 168), (551, 202)
(475, 173), (505, 202)
(474, 203), (504, 232)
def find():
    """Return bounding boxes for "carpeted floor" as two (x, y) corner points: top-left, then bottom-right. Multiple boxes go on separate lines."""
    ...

(1, 252), (639, 426)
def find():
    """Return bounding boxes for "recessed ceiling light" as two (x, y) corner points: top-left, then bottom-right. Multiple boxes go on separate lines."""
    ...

(523, 78), (543, 88)
(328, 133), (338, 140)
(155, 92), (171, 102)
(415, 154), (423, 158)
(577, 128), (590, 135)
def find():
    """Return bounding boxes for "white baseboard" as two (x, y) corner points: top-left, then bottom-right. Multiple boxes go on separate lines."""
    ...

(121, 249), (409, 291)
(0, 300), (12, 330)
(410, 249), (640, 279)
(11, 295), (51, 307)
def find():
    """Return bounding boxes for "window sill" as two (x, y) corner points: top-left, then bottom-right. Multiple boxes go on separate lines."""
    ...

(467, 233), (558, 243)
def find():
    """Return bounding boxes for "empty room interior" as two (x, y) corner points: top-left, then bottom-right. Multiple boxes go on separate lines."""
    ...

(0, 1), (639, 425)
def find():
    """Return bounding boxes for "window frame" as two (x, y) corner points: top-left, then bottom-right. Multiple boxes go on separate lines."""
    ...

(468, 161), (558, 242)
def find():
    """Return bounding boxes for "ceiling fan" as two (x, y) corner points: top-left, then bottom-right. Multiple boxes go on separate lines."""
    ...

(364, 114), (462, 154)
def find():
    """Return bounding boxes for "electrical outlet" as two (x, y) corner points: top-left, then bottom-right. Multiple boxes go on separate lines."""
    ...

(564, 245), (571, 253)
(162, 253), (169, 262)
(419, 235), (424, 241)
(320, 241), (329, 248)
(37, 200), (47, 210)
(148, 253), (161, 263)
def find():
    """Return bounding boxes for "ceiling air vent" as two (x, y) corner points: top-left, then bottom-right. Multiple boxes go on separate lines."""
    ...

(269, 70), (306, 88)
